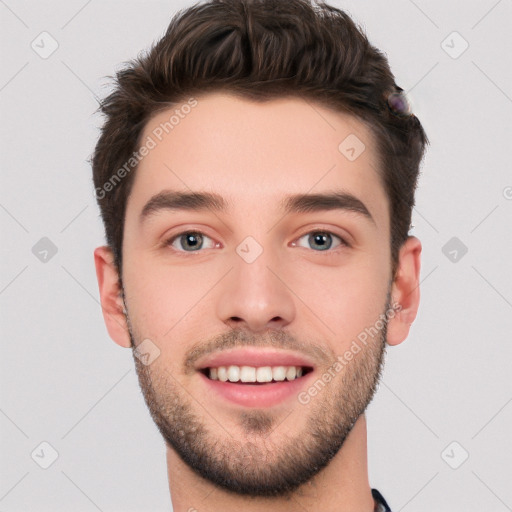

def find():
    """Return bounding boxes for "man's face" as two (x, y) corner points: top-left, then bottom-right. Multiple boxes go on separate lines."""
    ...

(120, 92), (394, 496)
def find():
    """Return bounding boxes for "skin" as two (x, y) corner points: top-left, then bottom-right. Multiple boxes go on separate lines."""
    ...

(94, 92), (422, 512)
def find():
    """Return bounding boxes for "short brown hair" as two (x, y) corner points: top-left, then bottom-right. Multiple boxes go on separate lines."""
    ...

(91, 0), (428, 281)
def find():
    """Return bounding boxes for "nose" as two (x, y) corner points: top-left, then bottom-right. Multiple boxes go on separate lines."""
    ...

(215, 245), (296, 333)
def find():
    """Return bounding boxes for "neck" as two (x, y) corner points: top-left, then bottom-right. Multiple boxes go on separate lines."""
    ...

(165, 414), (375, 512)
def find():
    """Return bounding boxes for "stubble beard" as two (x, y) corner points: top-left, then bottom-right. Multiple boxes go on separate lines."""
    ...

(127, 301), (390, 498)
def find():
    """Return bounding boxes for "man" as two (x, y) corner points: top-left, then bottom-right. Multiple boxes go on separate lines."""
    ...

(92, 1), (427, 510)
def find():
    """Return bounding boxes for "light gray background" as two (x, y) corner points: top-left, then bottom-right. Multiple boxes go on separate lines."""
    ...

(1, 1), (511, 511)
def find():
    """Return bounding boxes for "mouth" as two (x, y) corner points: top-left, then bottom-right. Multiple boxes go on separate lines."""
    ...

(199, 365), (314, 384)
(198, 366), (315, 408)
(195, 349), (317, 407)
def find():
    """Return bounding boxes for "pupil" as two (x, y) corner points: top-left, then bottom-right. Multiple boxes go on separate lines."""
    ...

(183, 232), (202, 250)
(310, 232), (331, 251)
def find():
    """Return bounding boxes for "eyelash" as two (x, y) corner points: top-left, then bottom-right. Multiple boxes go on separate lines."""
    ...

(163, 229), (350, 255)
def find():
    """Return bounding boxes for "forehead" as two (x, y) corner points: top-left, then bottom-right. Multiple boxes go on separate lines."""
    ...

(128, 92), (388, 227)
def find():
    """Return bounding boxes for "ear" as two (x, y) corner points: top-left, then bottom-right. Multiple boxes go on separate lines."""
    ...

(386, 236), (422, 346)
(93, 245), (132, 348)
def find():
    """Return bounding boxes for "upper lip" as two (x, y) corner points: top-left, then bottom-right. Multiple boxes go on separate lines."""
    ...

(195, 348), (316, 370)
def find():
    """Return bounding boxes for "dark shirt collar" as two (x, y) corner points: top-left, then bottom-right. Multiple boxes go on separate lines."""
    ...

(372, 488), (392, 512)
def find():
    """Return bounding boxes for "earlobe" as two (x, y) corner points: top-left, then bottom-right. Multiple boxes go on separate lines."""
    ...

(386, 236), (422, 346)
(93, 246), (132, 348)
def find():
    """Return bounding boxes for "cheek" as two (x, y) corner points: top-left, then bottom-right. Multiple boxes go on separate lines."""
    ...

(123, 255), (222, 336)
(298, 258), (389, 342)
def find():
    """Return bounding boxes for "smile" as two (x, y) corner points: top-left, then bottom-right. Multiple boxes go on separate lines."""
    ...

(202, 365), (313, 383)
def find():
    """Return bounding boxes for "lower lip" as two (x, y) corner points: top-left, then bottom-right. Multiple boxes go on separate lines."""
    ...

(199, 372), (313, 408)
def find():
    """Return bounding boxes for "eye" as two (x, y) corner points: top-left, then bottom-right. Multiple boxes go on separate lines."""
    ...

(166, 231), (218, 252)
(292, 230), (348, 252)
(164, 229), (348, 254)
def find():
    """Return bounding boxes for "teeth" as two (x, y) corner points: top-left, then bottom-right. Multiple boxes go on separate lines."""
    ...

(285, 366), (297, 380)
(240, 366), (256, 382)
(272, 366), (286, 381)
(227, 365), (240, 382)
(256, 366), (273, 382)
(207, 365), (305, 382)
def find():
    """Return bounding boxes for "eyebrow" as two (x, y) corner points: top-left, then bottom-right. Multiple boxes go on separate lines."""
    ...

(281, 191), (375, 226)
(139, 190), (375, 226)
